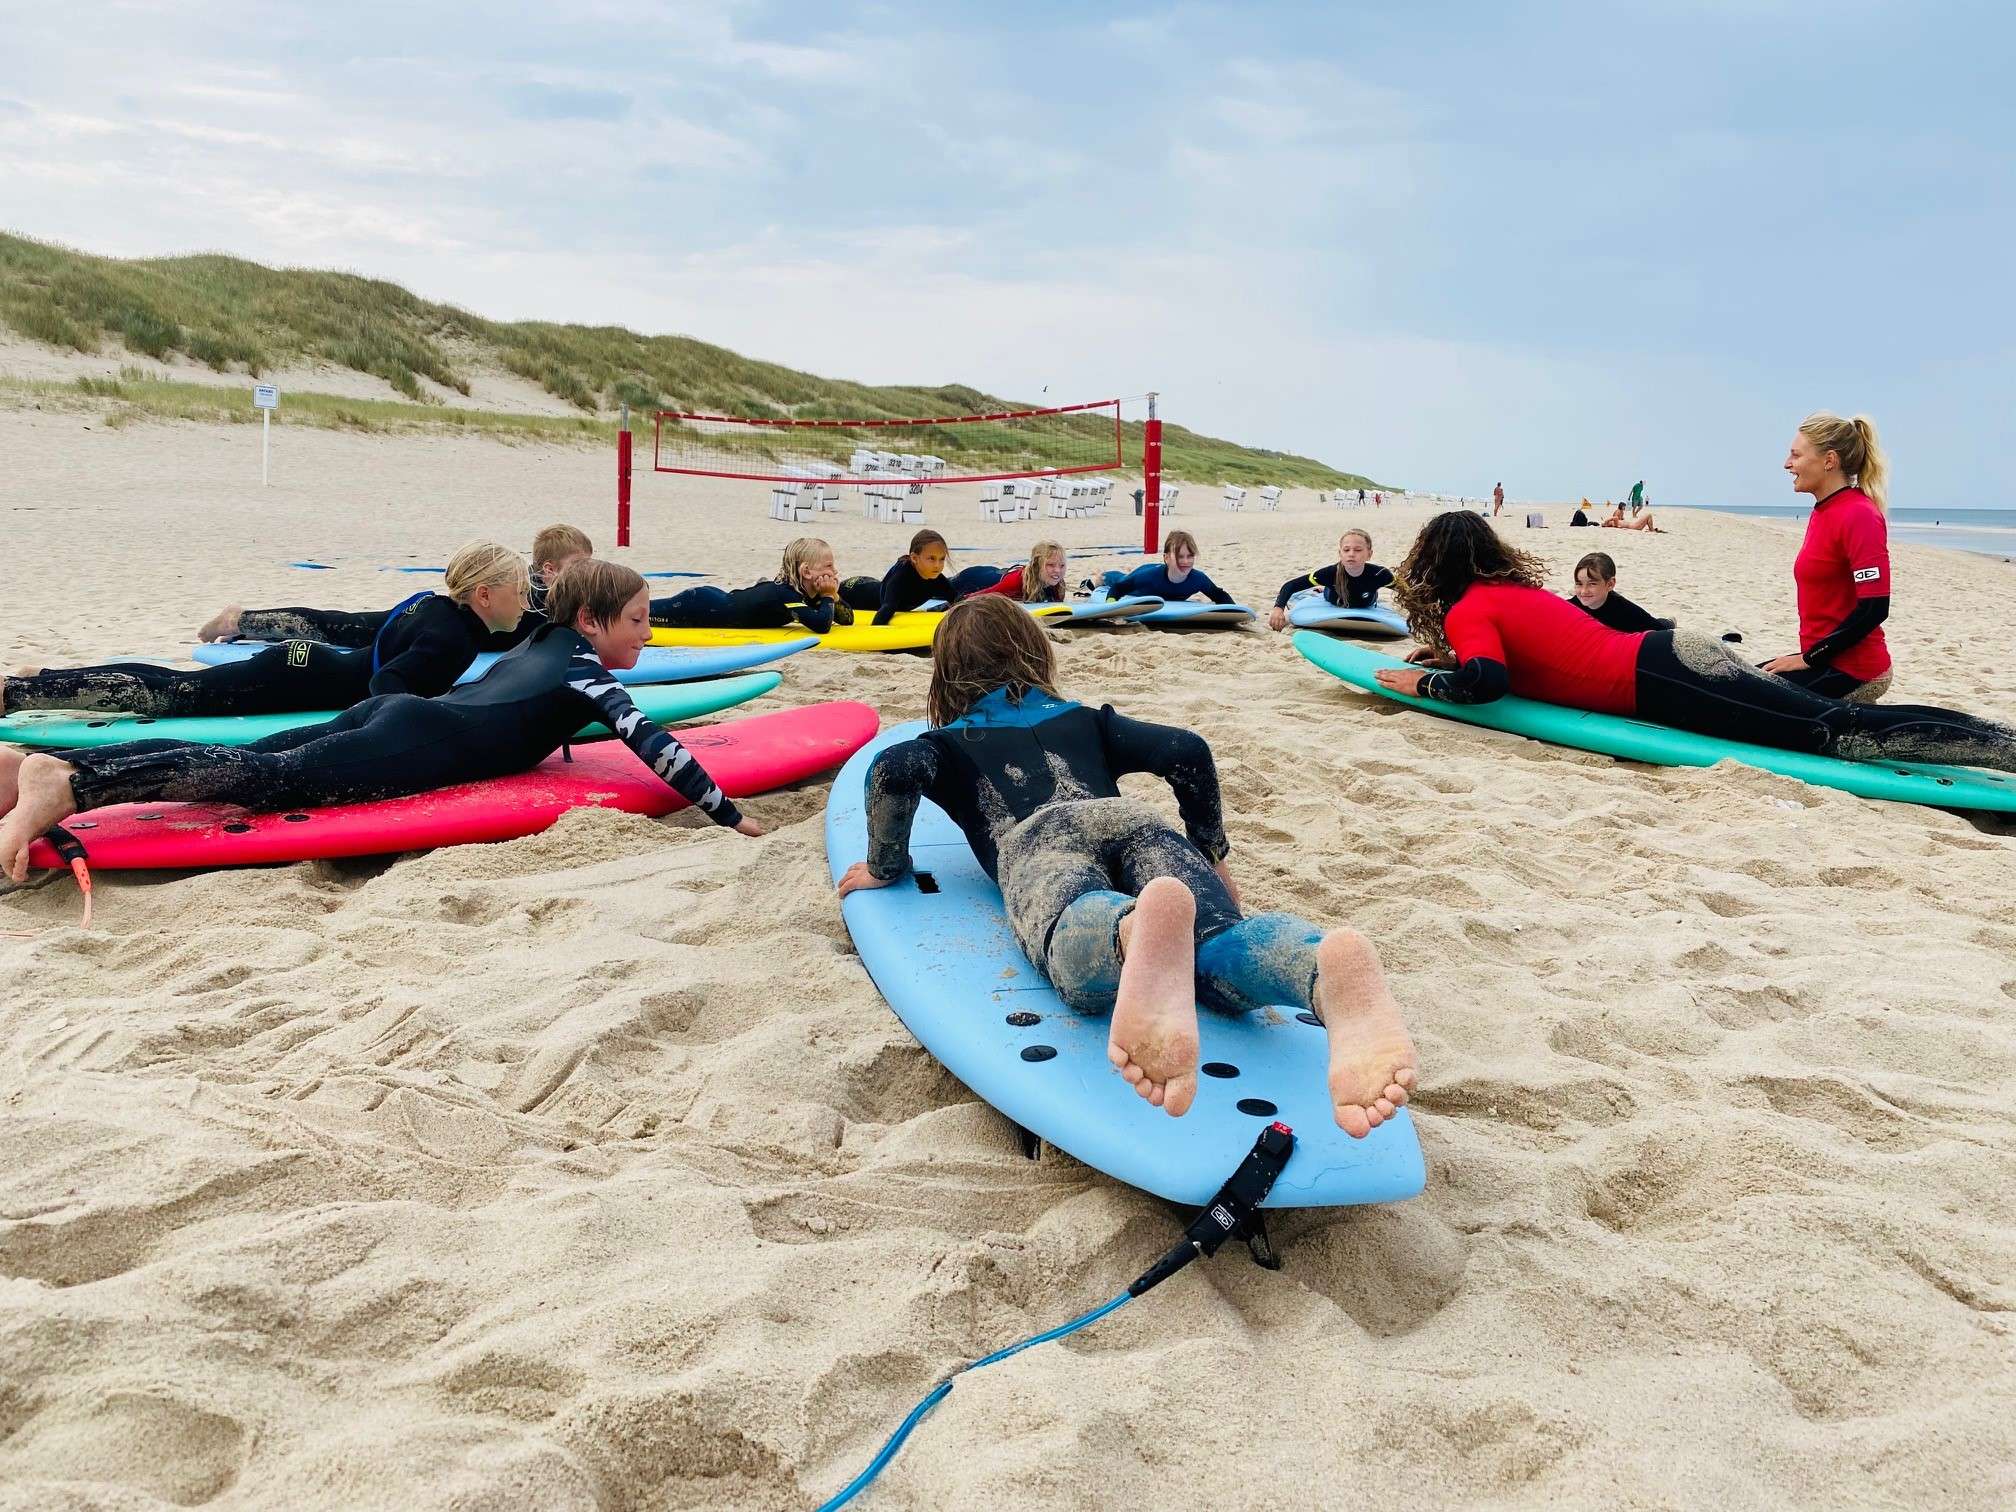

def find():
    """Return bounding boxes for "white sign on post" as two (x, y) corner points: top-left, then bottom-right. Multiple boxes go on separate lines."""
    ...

(253, 384), (279, 484)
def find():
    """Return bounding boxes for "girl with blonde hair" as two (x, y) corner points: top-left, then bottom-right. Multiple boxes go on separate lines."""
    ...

(4, 541), (530, 720)
(647, 536), (852, 632)
(836, 596), (1418, 1138)
(956, 539), (1070, 603)
(1267, 528), (1393, 631)
(1762, 412), (1894, 700)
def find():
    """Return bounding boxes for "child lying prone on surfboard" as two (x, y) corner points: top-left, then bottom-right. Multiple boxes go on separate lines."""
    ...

(834, 595), (1418, 1136)
(649, 537), (853, 633)
(1268, 528), (1394, 632)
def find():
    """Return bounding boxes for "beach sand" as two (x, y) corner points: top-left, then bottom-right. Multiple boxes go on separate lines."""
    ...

(2, 400), (2013, 1510)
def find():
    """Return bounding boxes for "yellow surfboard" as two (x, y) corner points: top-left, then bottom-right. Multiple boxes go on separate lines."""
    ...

(649, 606), (1068, 654)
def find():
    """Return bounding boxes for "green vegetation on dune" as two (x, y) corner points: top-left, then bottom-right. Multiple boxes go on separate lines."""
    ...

(0, 231), (1388, 487)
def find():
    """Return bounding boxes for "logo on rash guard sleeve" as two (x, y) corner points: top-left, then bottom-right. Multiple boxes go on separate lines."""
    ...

(1853, 567), (1882, 583)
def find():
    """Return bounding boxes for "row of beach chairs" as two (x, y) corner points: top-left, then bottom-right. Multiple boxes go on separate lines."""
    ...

(1221, 484), (1284, 511)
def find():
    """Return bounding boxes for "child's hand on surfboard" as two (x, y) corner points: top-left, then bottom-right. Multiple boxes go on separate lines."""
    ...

(836, 860), (892, 897)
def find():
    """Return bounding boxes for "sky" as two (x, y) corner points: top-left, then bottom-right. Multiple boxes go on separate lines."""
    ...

(1, 1), (2010, 505)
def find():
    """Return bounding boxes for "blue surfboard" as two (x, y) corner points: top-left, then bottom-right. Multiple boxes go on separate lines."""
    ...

(825, 722), (1426, 1208)
(1087, 589), (1254, 627)
(190, 637), (818, 686)
(1286, 589), (1410, 639)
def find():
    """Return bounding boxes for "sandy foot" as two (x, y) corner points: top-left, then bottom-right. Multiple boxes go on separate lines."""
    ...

(1313, 928), (1420, 1137)
(0, 754), (81, 883)
(1107, 876), (1201, 1117)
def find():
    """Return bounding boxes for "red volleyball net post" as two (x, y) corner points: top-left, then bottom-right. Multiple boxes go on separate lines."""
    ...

(616, 403), (634, 548)
(1142, 391), (1162, 556)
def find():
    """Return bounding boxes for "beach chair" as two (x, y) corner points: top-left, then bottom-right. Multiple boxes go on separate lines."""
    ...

(1160, 485), (1181, 515)
(768, 482), (811, 524)
(979, 483), (1015, 522)
(1258, 485), (1283, 511)
(1222, 484), (1246, 511)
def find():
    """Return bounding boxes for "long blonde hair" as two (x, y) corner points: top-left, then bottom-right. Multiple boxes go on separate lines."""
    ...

(927, 597), (1060, 726)
(442, 541), (531, 604)
(776, 536), (835, 597)
(1799, 411), (1889, 516)
(1019, 539), (1065, 601)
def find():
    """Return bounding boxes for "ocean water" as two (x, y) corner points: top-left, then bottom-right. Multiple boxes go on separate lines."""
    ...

(1681, 505), (2016, 561)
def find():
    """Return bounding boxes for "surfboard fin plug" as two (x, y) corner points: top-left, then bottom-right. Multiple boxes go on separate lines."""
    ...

(44, 825), (94, 930)
(1128, 1121), (1296, 1296)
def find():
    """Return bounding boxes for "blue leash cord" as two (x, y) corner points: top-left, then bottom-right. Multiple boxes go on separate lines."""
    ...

(814, 1293), (1133, 1512)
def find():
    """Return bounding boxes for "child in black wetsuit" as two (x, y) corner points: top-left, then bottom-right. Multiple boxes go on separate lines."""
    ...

(649, 537), (853, 633)
(1267, 528), (1394, 632)
(0, 560), (761, 884)
(3, 543), (534, 721)
(196, 524), (593, 646)
(1567, 551), (1671, 633)
(833, 596), (1417, 1137)
(1107, 529), (1235, 605)
(869, 529), (952, 625)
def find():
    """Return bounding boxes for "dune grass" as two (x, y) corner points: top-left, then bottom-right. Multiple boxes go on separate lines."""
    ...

(0, 231), (1390, 487)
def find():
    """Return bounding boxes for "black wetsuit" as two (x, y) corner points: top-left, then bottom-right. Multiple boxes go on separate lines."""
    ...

(1111, 563), (1235, 604)
(840, 576), (884, 612)
(1567, 590), (1669, 634)
(231, 576), (554, 647)
(863, 689), (1326, 1015)
(6, 595), (518, 718)
(58, 623), (742, 826)
(871, 559), (953, 625)
(648, 579), (850, 632)
(1273, 562), (1393, 609)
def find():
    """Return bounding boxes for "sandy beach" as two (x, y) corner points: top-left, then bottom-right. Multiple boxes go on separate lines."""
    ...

(2, 401), (2013, 1510)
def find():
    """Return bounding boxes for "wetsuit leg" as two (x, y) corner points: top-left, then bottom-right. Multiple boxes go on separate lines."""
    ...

(1636, 630), (2016, 771)
(840, 576), (883, 613)
(5, 643), (373, 718)
(951, 565), (1006, 598)
(1777, 663), (1868, 701)
(233, 607), (388, 646)
(1194, 913), (1325, 1016)
(60, 697), (475, 813)
(648, 586), (736, 628)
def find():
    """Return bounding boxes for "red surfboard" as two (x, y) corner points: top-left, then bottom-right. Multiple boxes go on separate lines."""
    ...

(27, 701), (879, 870)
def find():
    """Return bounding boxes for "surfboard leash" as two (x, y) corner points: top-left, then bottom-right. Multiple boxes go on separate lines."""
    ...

(814, 1121), (1296, 1511)
(43, 825), (92, 930)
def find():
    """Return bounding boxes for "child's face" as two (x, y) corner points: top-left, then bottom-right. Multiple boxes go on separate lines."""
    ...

(1338, 535), (1370, 571)
(581, 588), (653, 668)
(1038, 551), (1066, 587)
(1166, 544), (1196, 573)
(1574, 572), (1614, 609)
(470, 578), (529, 632)
(802, 551), (839, 596)
(912, 544), (948, 578)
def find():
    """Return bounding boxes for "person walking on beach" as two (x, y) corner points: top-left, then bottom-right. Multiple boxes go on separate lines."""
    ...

(1760, 412), (1893, 703)
(1492, 482), (1505, 516)
(1629, 480), (1645, 509)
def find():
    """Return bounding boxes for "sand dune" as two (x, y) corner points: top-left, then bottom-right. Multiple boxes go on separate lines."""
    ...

(3, 408), (2013, 1510)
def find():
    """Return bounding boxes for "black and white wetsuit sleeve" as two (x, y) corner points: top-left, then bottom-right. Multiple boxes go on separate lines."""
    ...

(861, 736), (938, 880)
(1096, 707), (1231, 861)
(566, 653), (743, 826)
(1802, 596), (1889, 670)
(1419, 658), (1511, 705)
(369, 608), (474, 697)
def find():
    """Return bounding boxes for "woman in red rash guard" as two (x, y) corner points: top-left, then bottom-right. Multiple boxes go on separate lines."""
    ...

(1761, 412), (1894, 702)
(1372, 512), (2016, 772)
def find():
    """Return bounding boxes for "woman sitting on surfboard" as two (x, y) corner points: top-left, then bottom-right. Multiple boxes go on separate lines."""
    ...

(954, 540), (1069, 604)
(3, 543), (532, 722)
(1107, 530), (1236, 605)
(649, 537), (852, 633)
(869, 529), (954, 625)
(1759, 412), (1893, 703)
(834, 596), (1417, 1137)
(0, 559), (761, 884)
(1567, 552), (1671, 633)
(1267, 528), (1393, 632)
(1378, 511), (2016, 770)
(196, 525), (593, 647)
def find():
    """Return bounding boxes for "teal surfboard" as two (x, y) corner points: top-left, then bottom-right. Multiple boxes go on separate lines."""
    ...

(1294, 632), (2016, 813)
(825, 722), (1426, 1209)
(0, 671), (782, 751)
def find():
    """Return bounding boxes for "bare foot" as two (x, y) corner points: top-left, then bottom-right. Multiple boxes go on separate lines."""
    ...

(0, 754), (81, 883)
(197, 605), (243, 642)
(1106, 876), (1201, 1117)
(1312, 928), (1419, 1137)
(0, 745), (24, 814)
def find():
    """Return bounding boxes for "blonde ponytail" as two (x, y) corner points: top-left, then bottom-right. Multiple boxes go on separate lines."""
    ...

(442, 541), (531, 603)
(1798, 411), (1889, 516)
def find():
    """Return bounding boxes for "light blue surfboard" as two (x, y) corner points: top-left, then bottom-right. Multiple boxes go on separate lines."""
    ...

(190, 637), (817, 686)
(1087, 589), (1255, 627)
(1295, 632), (2016, 813)
(1287, 588), (1410, 639)
(825, 722), (1426, 1208)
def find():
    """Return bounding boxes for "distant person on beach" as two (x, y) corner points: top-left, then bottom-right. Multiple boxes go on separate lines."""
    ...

(649, 537), (853, 632)
(1567, 552), (1671, 633)
(1601, 502), (1662, 532)
(1571, 501), (1595, 527)
(1760, 412), (1894, 703)
(1492, 482), (1505, 516)
(196, 525), (592, 647)
(1376, 512), (2016, 770)
(1629, 480), (1645, 509)
(836, 596), (1417, 1135)
(1268, 529), (1392, 631)
(1108, 530), (1235, 604)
